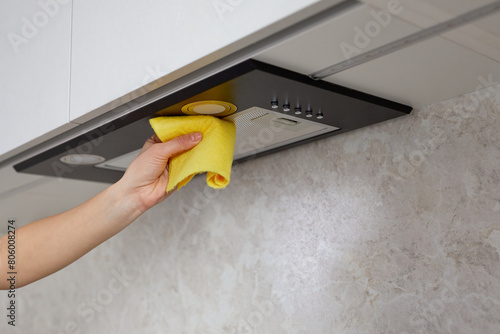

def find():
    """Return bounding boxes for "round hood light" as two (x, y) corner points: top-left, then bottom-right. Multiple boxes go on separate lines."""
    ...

(181, 100), (237, 117)
(60, 154), (106, 165)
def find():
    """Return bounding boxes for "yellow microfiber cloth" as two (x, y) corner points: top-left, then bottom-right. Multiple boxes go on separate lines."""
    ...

(149, 115), (236, 192)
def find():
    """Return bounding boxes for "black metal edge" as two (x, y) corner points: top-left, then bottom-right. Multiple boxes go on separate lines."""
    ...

(248, 59), (412, 114)
(14, 59), (413, 173)
(14, 60), (259, 173)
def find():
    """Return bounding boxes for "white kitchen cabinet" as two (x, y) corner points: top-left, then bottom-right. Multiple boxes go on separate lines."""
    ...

(361, 0), (498, 27)
(255, 2), (420, 77)
(476, 12), (500, 34)
(0, 0), (74, 160)
(361, 0), (500, 63)
(69, 0), (342, 123)
(328, 36), (500, 107)
(255, 0), (500, 108)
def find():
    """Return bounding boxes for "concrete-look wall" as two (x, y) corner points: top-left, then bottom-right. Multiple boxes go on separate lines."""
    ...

(4, 85), (500, 333)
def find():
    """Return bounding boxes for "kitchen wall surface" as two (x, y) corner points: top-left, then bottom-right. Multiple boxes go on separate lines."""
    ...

(2, 84), (500, 333)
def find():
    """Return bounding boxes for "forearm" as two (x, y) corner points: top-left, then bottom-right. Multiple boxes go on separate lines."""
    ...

(0, 132), (201, 290)
(0, 180), (145, 289)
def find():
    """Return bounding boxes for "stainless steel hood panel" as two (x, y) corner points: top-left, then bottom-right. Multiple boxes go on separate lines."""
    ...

(14, 60), (411, 183)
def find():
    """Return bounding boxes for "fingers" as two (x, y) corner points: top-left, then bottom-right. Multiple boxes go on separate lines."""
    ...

(145, 132), (202, 163)
(161, 132), (203, 157)
(140, 134), (162, 154)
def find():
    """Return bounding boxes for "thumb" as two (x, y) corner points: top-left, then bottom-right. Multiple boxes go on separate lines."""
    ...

(149, 132), (203, 162)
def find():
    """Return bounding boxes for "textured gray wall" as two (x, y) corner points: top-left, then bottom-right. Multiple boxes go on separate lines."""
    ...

(3, 85), (500, 333)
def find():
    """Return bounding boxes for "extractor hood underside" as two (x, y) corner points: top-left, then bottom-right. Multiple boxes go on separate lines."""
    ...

(14, 60), (412, 183)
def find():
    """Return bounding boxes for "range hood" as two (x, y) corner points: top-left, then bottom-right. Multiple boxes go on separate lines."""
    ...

(14, 60), (411, 183)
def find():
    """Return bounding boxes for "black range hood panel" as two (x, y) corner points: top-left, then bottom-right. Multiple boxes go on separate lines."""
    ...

(14, 60), (412, 183)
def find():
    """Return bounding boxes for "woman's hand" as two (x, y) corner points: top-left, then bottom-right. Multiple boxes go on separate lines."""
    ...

(118, 132), (202, 213)
(0, 132), (202, 289)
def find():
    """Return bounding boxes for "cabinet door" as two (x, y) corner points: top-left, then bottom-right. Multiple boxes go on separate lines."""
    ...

(0, 0), (73, 160)
(70, 0), (340, 122)
(255, 3), (420, 77)
(329, 36), (500, 107)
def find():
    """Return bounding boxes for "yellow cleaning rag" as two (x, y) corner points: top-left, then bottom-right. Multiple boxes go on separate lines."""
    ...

(149, 115), (236, 192)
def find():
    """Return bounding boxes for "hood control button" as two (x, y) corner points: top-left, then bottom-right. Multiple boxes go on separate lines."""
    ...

(306, 108), (313, 117)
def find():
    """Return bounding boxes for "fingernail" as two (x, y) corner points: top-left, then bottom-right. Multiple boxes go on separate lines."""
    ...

(191, 132), (202, 142)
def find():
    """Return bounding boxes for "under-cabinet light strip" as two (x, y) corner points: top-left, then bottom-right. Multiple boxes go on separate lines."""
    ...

(309, 0), (500, 80)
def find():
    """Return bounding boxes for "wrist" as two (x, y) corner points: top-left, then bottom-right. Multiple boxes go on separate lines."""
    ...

(109, 180), (148, 221)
